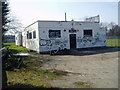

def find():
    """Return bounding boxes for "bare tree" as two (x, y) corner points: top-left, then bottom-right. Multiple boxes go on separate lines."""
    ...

(100, 22), (116, 32)
(106, 25), (120, 36)
(5, 15), (23, 35)
(2, 1), (23, 36)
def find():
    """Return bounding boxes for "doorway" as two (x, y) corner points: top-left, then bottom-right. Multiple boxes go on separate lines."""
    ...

(69, 34), (76, 49)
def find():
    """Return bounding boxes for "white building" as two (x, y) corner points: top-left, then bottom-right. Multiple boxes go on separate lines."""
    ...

(15, 32), (22, 46)
(16, 16), (106, 53)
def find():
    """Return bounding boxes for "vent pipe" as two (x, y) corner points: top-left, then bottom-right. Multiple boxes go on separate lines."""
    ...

(65, 12), (67, 21)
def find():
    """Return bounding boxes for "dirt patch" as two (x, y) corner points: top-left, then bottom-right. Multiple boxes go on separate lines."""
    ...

(41, 48), (119, 88)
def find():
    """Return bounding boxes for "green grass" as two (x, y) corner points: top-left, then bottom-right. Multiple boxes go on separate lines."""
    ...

(6, 55), (60, 88)
(3, 43), (60, 88)
(106, 39), (120, 47)
(74, 81), (85, 86)
(3, 43), (38, 55)
(74, 81), (92, 88)
(3, 43), (29, 53)
(7, 68), (59, 88)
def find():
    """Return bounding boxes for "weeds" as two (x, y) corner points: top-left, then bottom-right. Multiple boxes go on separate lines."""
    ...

(74, 81), (92, 88)
(7, 68), (60, 88)
(3, 43), (63, 88)
(3, 43), (29, 53)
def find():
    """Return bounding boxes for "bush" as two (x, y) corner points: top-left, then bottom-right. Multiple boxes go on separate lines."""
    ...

(2, 48), (25, 71)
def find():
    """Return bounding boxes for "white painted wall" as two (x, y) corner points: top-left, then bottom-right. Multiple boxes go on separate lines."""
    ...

(15, 32), (22, 46)
(37, 21), (106, 52)
(22, 20), (106, 53)
(22, 31), (26, 47)
(23, 21), (40, 53)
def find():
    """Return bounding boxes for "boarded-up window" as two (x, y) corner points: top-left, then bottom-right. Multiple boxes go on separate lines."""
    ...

(84, 29), (92, 37)
(33, 31), (36, 38)
(49, 30), (61, 38)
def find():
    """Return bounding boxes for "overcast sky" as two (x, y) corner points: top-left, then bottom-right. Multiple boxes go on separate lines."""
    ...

(9, 0), (118, 27)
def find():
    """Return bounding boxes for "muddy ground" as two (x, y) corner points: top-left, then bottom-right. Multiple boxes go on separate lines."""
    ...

(40, 47), (119, 88)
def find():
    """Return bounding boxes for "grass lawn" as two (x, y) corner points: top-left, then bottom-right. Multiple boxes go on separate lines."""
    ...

(3, 43), (38, 55)
(3, 43), (29, 53)
(106, 39), (120, 47)
(3, 43), (61, 88)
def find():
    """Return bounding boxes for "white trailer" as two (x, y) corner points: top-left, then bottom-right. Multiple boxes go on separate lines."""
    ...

(22, 19), (106, 53)
(15, 32), (22, 46)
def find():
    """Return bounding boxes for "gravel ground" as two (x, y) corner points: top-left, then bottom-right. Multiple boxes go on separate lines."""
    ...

(41, 48), (119, 88)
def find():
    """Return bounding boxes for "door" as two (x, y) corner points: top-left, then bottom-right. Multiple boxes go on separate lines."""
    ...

(69, 34), (76, 49)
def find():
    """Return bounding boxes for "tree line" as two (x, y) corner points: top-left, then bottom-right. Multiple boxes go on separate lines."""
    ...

(106, 25), (120, 36)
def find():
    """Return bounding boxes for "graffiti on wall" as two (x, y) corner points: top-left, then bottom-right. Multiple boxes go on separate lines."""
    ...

(40, 38), (68, 50)
(40, 32), (105, 51)
(77, 33), (105, 47)
(40, 39), (52, 46)
(77, 36), (94, 46)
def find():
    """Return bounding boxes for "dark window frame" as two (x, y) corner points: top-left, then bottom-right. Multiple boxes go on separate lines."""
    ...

(84, 29), (93, 37)
(33, 31), (36, 39)
(27, 31), (29, 39)
(49, 30), (61, 38)
(29, 32), (32, 39)
(27, 32), (32, 39)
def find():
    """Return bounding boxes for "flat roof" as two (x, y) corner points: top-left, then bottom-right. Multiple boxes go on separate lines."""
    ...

(24, 20), (99, 30)
(37, 20), (99, 23)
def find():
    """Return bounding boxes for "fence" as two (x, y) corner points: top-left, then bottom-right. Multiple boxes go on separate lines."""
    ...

(106, 36), (120, 39)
